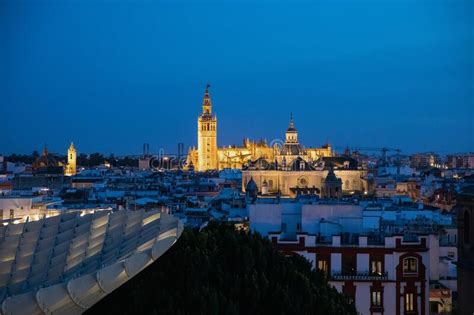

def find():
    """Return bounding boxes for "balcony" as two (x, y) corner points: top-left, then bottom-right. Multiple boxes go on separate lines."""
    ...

(331, 271), (388, 281)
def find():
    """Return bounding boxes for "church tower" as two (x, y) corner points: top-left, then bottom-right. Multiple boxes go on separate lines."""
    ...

(197, 85), (218, 171)
(65, 142), (77, 176)
(285, 113), (299, 144)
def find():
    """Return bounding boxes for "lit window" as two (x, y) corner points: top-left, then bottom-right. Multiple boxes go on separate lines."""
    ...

(371, 291), (382, 307)
(405, 293), (414, 312)
(371, 255), (383, 276)
(371, 260), (383, 276)
(403, 257), (418, 275)
(317, 259), (329, 274)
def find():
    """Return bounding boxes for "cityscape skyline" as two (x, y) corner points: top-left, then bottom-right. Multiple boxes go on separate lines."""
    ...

(1, 0), (473, 155)
(1, 1), (474, 314)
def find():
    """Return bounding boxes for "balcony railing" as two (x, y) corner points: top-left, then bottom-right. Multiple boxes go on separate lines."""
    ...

(331, 271), (389, 281)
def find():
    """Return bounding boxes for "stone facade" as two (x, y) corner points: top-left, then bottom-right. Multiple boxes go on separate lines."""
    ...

(187, 87), (332, 171)
(64, 142), (76, 176)
(241, 118), (367, 197)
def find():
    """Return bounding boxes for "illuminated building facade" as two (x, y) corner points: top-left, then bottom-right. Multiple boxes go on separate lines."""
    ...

(196, 85), (218, 171)
(249, 201), (439, 315)
(242, 118), (367, 197)
(187, 86), (332, 171)
(32, 146), (64, 173)
(65, 142), (77, 176)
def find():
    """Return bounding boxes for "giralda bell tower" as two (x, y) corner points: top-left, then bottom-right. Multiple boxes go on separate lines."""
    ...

(197, 84), (218, 171)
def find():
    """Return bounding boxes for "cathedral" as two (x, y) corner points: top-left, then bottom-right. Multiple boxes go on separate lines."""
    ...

(241, 118), (368, 197)
(186, 85), (332, 172)
(186, 85), (368, 197)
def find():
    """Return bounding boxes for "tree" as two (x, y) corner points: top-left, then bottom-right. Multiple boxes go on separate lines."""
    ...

(86, 222), (356, 315)
(77, 153), (89, 167)
(89, 153), (104, 166)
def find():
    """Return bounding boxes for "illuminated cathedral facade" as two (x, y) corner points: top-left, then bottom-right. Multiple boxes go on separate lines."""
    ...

(185, 85), (368, 197)
(186, 86), (332, 172)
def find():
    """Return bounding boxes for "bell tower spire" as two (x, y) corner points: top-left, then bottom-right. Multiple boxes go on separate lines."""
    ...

(202, 83), (212, 115)
(65, 141), (77, 176)
(197, 84), (218, 171)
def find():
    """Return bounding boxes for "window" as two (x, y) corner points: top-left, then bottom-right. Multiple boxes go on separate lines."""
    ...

(317, 254), (330, 274)
(403, 257), (418, 275)
(342, 254), (356, 275)
(464, 211), (470, 244)
(317, 259), (328, 273)
(371, 291), (382, 307)
(405, 293), (414, 312)
(371, 256), (383, 276)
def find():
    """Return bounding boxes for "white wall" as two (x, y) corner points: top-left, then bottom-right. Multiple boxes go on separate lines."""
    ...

(301, 204), (364, 235)
(355, 283), (371, 315)
(384, 283), (397, 315)
(248, 204), (282, 236)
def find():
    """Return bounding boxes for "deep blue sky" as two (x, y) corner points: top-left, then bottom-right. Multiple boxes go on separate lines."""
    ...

(1, 0), (473, 156)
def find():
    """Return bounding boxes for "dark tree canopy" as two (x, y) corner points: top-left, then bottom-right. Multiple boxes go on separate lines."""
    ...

(86, 222), (356, 315)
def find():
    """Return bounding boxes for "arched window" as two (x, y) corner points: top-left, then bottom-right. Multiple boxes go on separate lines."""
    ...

(403, 257), (418, 275)
(465, 211), (471, 244)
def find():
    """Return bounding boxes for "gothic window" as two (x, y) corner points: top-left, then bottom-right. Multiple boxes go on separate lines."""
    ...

(403, 257), (418, 275)
(464, 211), (470, 244)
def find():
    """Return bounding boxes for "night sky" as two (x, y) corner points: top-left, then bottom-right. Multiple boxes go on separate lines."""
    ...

(1, 0), (473, 156)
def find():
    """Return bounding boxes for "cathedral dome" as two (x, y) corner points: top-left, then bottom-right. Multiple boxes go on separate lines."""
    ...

(280, 143), (304, 156)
